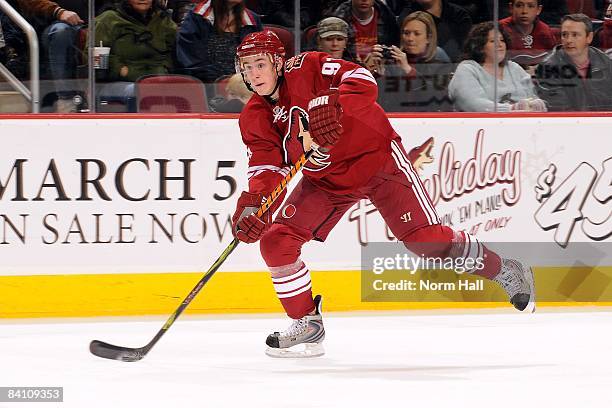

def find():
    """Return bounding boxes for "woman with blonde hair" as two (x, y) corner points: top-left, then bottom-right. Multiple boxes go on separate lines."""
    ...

(209, 72), (254, 112)
(400, 11), (450, 65)
(375, 11), (454, 112)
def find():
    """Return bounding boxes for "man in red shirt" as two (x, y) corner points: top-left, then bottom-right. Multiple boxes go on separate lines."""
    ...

(348, 0), (378, 59)
(499, 0), (557, 64)
(232, 30), (536, 358)
(334, 0), (400, 62)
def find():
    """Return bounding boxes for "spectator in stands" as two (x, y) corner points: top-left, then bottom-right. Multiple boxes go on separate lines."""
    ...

(176, 0), (262, 83)
(376, 11), (454, 111)
(309, 0), (394, 25)
(448, 21), (547, 111)
(595, 0), (612, 53)
(334, 0), (400, 62)
(399, 0), (472, 62)
(498, 0), (568, 25)
(314, 16), (358, 61)
(499, 0), (557, 66)
(536, 14), (612, 111)
(209, 72), (253, 112)
(0, 7), (28, 80)
(320, 0), (403, 16)
(91, 0), (177, 110)
(17, 0), (110, 111)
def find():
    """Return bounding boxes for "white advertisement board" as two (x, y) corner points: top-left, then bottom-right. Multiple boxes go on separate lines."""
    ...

(0, 116), (610, 275)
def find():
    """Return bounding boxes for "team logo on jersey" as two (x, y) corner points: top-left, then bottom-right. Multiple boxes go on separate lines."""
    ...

(283, 107), (309, 163)
(285, 53), (306, 72)
(283, 106), (333, 173)
(305, 145), (332, 172)
(281, 204), (297, 219)
(273, 105), (289, 123)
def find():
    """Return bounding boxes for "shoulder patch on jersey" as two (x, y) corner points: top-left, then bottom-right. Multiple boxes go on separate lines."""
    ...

(285, 53), (308, 73)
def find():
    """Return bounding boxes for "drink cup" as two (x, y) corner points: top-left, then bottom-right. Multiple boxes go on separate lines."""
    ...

(93, 47), (111, 70)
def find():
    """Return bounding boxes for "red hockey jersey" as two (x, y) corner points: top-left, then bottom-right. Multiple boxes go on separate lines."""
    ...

(238, 51), (397, 196)
(499, 17), (556, 59)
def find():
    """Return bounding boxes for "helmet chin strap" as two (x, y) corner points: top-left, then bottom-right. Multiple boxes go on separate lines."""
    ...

(263, 75), (284, 103)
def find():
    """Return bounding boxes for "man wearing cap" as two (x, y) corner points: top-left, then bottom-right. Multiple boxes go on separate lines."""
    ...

(315, 16), (355, 61)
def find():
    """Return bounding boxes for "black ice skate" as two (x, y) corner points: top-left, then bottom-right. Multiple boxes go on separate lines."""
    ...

(494, 259), (536, 313)
(265, 295), (325, 358)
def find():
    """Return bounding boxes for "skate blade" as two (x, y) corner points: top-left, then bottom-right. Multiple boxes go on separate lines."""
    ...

(265, 343), (325, 358)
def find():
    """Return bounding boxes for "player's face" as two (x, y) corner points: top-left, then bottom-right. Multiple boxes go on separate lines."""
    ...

(561, 20), (593, 59)
(240, 55), (279, 96)
(401, 20), (429, 55)
(483, 30), (507, 64)
(510, 0), (542, 27)
(318, 35), (347, 59)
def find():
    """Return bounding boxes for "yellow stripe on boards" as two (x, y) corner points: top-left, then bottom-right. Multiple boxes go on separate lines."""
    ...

(1, 268), (612, 318)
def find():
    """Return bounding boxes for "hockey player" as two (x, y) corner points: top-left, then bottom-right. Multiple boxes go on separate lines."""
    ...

(232, 30), (536, 358)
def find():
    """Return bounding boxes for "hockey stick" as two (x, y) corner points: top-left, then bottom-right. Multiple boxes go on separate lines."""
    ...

(90, 150), (314, 362)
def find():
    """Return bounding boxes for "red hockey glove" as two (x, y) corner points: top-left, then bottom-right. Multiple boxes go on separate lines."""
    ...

(232, 191), (271, 243)
(307, 89), (343, 148)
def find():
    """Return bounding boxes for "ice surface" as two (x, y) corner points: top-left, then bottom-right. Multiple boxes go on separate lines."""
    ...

(2, 310), (612, 408)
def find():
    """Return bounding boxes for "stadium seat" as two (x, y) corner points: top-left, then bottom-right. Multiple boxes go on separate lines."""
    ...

(213, 74), (233, 99)
(264, 25), (295, 57)
(135, 74), (208, 113)
(303, 25), (318, 50)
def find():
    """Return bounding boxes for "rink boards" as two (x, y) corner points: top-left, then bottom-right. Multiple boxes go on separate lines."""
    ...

(1, 113), (611, 317)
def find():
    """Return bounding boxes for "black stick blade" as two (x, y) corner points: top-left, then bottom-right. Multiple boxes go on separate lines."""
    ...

(90, 340), (146, 362)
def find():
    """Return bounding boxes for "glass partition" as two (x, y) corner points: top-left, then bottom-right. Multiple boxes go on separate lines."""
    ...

(0, 0), (610, 114)
(374, 0), (612, 113)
